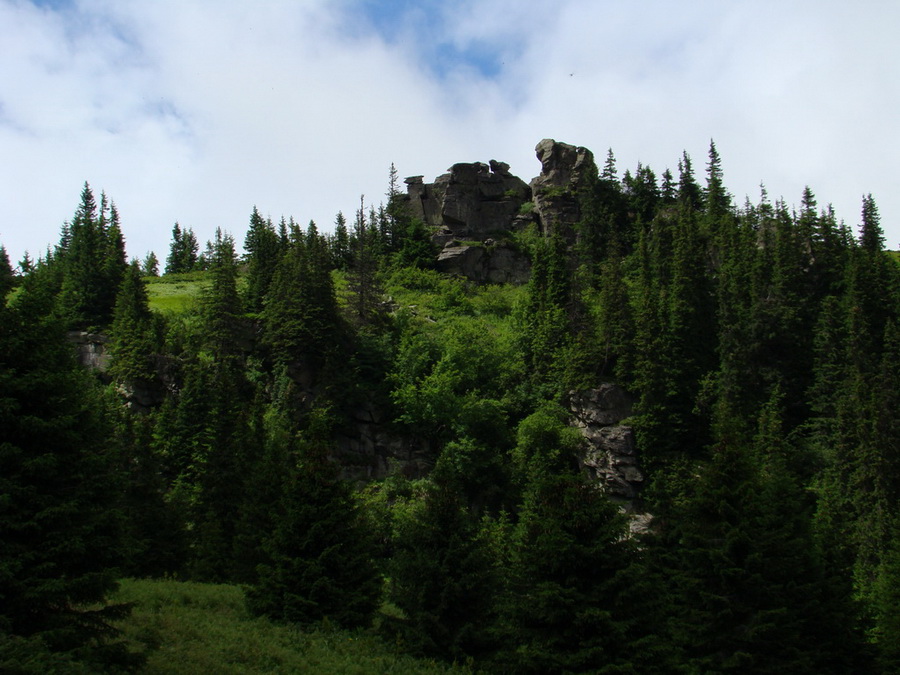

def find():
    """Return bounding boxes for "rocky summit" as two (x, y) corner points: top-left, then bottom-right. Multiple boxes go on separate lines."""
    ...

(402, 139), (595, 283)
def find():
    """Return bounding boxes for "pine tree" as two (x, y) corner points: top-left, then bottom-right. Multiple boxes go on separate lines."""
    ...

(496, 405), (657, 673)
(331, 211), (351, 270)
(0, 294), (129, 655)
(57, 182), (122, 328)
(142, 251), (159, 277)
(108, 260), (156, 384)
(0, 244), (14, 300)
(262, 228), (340, 372)
(243, 207), (281, 313)
(247, 409), (381, 629)
(165, 223), (199, 274)
(385, 476), (498, 660)
(704, 139), (730, 221)
(348, 195), (383, 325)
(201, 229), (243, 359)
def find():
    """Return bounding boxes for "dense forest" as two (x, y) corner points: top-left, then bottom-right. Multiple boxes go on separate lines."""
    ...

(2, 139), (900, 673)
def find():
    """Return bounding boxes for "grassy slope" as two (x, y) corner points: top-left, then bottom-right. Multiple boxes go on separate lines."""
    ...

(144, 272), (209, 313)
(112, 579), (467, 674)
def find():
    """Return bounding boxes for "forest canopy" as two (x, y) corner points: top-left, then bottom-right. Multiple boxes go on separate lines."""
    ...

(2, 141), (900, 673)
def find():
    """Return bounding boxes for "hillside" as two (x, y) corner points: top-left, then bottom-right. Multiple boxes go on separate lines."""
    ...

(3, 138), (900, 672)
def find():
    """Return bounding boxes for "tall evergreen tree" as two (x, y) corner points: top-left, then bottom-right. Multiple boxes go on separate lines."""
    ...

(242, 207), (281, 313)
(141, 251), (160, 277)
(201, 229), (243, 360)
(57, 182), (126, 328)
(108, 260), (156, 384)
(0, 245), (14, 300)
(496, 405), (662, 673)
(0, 293), (129, 656)
(247, 409), (381, 629)
(165, 223), (199, 274)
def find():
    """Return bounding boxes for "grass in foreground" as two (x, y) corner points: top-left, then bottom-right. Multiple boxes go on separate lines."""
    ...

(112, 578), (467, 674)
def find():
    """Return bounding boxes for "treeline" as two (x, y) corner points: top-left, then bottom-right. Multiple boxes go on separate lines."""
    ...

(2, 144), (900, 672)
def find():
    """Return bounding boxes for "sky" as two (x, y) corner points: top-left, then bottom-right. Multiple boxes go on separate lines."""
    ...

(2, 0), (899, 267)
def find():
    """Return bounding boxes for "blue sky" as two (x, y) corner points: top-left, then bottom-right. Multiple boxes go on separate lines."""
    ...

(2, 0), (900, 265)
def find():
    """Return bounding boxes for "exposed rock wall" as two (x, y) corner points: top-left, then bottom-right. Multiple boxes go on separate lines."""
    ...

(404, 160), (533, 284)
(334, 403), (434, 482)
(568, 384), (645, 517)
(530, 138), (596, 241)
(405, 139), (598, 282)
(67, 331), (111, 373)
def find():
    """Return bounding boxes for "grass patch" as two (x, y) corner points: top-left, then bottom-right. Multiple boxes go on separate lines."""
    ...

(145, 274), (209, 314)
(112, 578), (467, 674)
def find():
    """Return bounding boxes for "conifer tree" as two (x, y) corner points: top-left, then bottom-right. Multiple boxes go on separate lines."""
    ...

(677, 152), (703, 212)
(0, 245), (14, 300)
(201, 229), (243, 359)
(58, 182), (125, 328)
(242, 207), (281, 313)
(497, 405), (658, 673)
(142, 251), (159, 277)
(263, 226), (340, 372)
(247, 409), (381, 629)
(0, 292), (129, 655)
(330, 211), (351, 270)
(348, 195), (383, 325)
(385, 474), (498, 660)
(704, 139), (730, 221)
(165, 222), (199, 274)
(108, 260), (156, 383)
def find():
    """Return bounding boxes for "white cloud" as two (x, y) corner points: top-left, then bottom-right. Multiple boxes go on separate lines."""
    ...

(2, 0), (899, 266)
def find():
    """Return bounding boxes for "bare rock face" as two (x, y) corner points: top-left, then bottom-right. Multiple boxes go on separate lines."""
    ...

(530, 139), (595, 240)
(435, 243), (531, 285)
(67, 331), (111, 373)
(568, 384), (644, 512)
(333, 403), (434, 482)
(404, 160), (533, 283)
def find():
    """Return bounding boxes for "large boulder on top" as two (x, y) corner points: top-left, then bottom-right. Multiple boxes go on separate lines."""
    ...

(530, 139), (596, 240)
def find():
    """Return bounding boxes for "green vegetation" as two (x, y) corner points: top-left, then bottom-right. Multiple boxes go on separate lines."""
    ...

(144, 272), (208, 313)
(5, 148), (900, 672)
(112, 579), (465, 674)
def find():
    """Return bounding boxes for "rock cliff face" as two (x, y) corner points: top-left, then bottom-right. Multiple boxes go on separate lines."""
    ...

(568, 384), (650, 533)
(530, 139), (595, 241)
(67, 331), (111, 373)
(404, 160), (533, 284)
(404, 139), (597, 283)
(334, 403), (434, 482)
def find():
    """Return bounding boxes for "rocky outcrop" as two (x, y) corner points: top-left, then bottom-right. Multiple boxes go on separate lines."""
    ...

(67, 331), (111, 373)
(568, 384), (645, 518)
(435, 241), (531, 285)
(530, 139), (596, 240)
(403, 140), (601, 282)
(334, 403), (434, 482)
(404, 160), (533, 283)
(405, 161), (531, 239)
(67, 331), (176, 412)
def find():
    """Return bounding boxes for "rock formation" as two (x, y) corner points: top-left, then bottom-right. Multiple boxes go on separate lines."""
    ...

(403, 160), (533, 284)
(67, 331), (111, 373)
(530, 138), (596, 241)
(568, 384), (650, 533)
(403, 139), (598, 282)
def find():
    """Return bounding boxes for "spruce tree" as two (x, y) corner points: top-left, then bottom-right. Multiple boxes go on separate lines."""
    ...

(0, 245), (14, 300)
(108, 260), (156, 383)
(385, 476), (498, 660)
(247, 409), (381, 629)
(201, 229), (243, 360)
(497, 405), (657, 673)
(0, 293), (128, 655)
(242, 207), (281, 313)
(142, 251), (159, 277)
